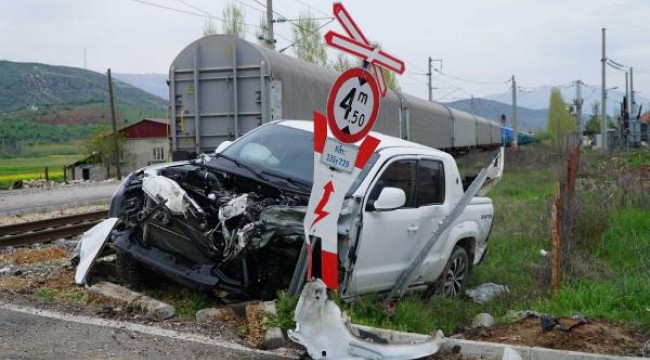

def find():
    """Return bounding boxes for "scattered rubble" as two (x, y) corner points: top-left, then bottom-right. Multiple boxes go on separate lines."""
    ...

(457, 314), (647, 357)
(466, 283), (510, 304)
(260, 301), (286, 350)
(470, 313), (495, 328)
(88, 281), (176, 321)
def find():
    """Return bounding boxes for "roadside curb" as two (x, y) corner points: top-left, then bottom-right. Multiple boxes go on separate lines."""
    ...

(88, 281), (175, 321)
(0, 302), (299, 359)
(442, 337), (647, 360)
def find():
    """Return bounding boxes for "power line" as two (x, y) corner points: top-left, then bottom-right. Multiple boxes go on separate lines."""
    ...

(123, 0), (216, 19)
(279, 18), (335, 53)
(286, 0), (330, 17)
(432, 67), (509, 85)
(174, 0), (211, 16)
(233, 0), (266, 15)
(122, 0), (261, 28)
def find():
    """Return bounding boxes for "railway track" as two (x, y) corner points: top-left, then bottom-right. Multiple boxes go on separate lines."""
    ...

(0, 210), (107, 248)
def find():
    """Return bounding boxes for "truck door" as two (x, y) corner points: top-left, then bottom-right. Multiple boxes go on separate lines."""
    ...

(412, 158), (447, 283)
(345, 157), (448, 296)
(345, 157), (421, 295)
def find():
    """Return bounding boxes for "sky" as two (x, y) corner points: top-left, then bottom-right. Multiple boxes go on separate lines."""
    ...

(1, 0), (649, 107)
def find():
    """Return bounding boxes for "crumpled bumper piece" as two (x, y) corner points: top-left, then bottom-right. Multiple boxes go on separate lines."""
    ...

(288, 279), (442, 360)
(74, 218), (119, 285)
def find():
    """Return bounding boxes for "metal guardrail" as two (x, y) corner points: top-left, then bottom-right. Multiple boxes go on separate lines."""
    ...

(0, 210), (107, 248)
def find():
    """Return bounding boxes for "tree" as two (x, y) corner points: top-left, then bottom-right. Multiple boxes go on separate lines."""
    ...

(370, 43), (400, 91)
(546, 88), (575, 149)
(382, 68), (400, 92)
(584, 101), (601, 135)
(84, 126), (127, 178)
(256, 15), (269, 46)
(222, 3), (246, 38)
(292, 13), (328, 67)
(203, 17), (218, 36)
(330, 53), (355, 73)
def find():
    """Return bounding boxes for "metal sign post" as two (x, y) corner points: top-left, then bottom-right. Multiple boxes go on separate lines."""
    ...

(301, 2), (405, 290)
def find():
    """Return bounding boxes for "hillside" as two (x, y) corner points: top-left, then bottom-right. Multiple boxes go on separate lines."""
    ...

(483, 85), (650, 116)
(0, 60), (167, 114)
(114, 73), (168, 100)
(445, 98), (548, 131)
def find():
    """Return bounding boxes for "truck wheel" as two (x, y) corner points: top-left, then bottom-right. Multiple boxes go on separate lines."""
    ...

(429, 246), (469, 298)
(116, 250), (155, 290)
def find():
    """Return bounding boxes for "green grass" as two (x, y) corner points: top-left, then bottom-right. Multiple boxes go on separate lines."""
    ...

(142, 286), (221, 320)
(274, 146), (650, 336)
(35, 290), (56, 299)
(0, 154), (83, 188)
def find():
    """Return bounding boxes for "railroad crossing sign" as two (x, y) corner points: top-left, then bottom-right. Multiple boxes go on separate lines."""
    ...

(302, 2), (406, 290)
(326, 2), (405, 97)
(326, 67), (380, 144)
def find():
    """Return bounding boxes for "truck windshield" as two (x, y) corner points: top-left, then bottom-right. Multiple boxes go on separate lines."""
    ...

(218, 124), (315, 184)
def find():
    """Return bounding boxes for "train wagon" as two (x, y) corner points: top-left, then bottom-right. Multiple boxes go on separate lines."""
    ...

(168, 35), (504, 156)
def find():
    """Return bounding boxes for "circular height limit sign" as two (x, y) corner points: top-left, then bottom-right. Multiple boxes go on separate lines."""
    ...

(326, 67), (380, 143)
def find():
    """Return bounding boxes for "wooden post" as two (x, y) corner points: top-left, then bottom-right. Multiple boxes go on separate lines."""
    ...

(107, 68), (122, 180)
(45, 166), (49, 181)
(551, 182), (562, 297)
(63, 166), (67, 182)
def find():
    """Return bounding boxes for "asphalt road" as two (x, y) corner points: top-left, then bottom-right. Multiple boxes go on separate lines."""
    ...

(0, 307), (284, 360)
(0, 182), (119, 216)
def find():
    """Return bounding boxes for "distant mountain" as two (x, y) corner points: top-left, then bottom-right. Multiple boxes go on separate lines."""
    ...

(114, 73), (168, 100)
(483, 85), (650, 116)
(0, 60), (167, 114)
(445, 98), (548, 131)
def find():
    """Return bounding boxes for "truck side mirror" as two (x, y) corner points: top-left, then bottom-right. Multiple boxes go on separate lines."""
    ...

(214, 141), (233, 154)
(372, 187), (406, 211)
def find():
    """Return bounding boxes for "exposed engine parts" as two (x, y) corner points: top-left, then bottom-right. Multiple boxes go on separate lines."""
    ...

(110, 163), (307, 299)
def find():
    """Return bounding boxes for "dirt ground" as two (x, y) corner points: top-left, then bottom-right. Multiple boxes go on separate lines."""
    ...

(2, 245), (648, 358)
(457, 315), (648, 357)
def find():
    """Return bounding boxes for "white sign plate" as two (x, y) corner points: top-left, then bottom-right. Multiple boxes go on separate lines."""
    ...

(320, 138), (358, 173)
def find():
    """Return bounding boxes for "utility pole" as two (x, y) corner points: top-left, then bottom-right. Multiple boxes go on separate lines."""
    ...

(511, 75), (518, 148)
(601, 28), (608, 150)
(625, 71), (629, 116)
(426, 58), (442, 102)
(266, 0), (275, 49)
(107, 68), (122, 180)
(427, 57), (433, 102)
(574, 80), (584, 147)
(630, 67), (635, 115)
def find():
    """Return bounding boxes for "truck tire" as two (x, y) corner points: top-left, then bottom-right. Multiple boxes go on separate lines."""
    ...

(428, 246), (469, 298)
(115, 250), (156, 290)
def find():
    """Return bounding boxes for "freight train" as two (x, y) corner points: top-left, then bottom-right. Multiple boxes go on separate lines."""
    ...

(168, 35), (521, 156)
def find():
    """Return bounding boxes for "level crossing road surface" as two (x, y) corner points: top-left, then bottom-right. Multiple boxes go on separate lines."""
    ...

(0, 182), (120, 216)
(0, 307), (284, 359)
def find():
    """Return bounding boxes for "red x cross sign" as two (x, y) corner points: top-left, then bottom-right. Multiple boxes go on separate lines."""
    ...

(325, 3), (405, 97)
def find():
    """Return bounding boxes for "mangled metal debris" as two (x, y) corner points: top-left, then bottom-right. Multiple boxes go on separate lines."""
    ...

(288, 280), (443, 360)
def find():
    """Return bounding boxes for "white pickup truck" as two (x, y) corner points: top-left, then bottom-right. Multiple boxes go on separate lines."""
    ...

(76, 120), (498, 300)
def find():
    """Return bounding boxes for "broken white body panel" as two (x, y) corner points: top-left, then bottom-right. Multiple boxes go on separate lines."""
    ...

(74, 218), (119, 285)
(142, 175), (204, 217)
(478, 146), (505, 197)
(288, 280), (442, 359)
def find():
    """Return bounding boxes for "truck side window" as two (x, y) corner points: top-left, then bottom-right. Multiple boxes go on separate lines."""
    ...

(369, 159), (417, 208)
(417, 159), (445, 205)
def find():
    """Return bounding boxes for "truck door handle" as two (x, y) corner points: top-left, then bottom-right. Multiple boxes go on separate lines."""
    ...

(407, 224), (419, 234)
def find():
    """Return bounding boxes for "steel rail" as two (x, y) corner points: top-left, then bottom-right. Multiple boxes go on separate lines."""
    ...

(0, 210), (107, 237)
(0, 210), (107, 248)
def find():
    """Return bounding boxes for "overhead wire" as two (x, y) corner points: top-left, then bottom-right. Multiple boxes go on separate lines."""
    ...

(173, 0), (211, 16)
(286, 0), (330, 17)
(122, 0), (262, 29)
(279, 18), (335, 53)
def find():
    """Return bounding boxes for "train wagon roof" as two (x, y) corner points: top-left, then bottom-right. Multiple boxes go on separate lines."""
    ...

(277, 120), (451, 157)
